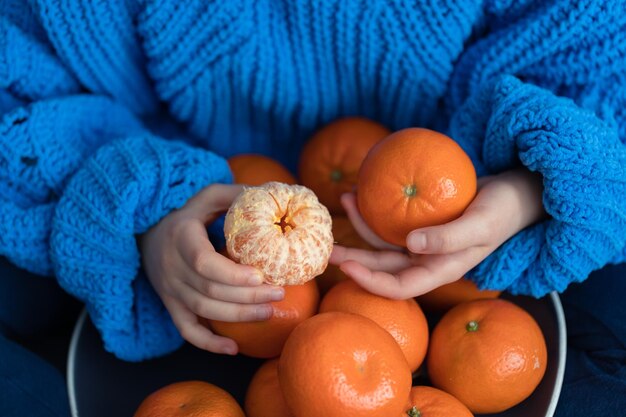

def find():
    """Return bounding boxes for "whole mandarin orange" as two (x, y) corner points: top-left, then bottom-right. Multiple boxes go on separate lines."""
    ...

(416, 277), (501, 313)
(357, 128), (477, 246)
(245, 359), (293, 417)
(229, 154), (296, 185)
(402, 386), (474, 417)
(319, 279), (428, 372)
(427, 298), (547, 414)
(209, 280), (319, 358)
(278, 312), (412, 417)
(299, 117), (390, 213)
(133, 381), (244, 417)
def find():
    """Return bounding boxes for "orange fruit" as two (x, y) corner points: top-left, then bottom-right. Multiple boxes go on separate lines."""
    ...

(319, 279), (428, 372)
(229, 154), (296, 185)
(357, 128), (477, 246)
(224, 182), (333, 285)
(299, 117), (390, 213)
(209, 279), (319, 358)
(316, 215), (374, 294)
(416, 278), (501, 313)
(427, 298), (547, 414)
(245, 359), (293, 417)
(133, 381), (244, 417)
(402, 386), (474, 417)
(278, 312), (412, 417)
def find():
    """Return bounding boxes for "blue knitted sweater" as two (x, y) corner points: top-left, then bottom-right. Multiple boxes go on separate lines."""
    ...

(1, 0), (625, 361)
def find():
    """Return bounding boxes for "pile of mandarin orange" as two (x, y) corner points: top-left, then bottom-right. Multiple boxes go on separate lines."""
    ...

(134, 118), (547, 417)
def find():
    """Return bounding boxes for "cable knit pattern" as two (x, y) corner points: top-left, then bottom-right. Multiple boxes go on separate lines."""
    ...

(0, 0), (80, 111)
(29, 0), (158, 114)
(51, 136), (231, 360)
(1, 0), (626, 359)
(0, 96), (143, 275)
(449, 75), (626, 296)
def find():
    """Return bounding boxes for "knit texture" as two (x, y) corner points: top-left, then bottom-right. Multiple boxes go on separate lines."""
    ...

(1, 0), (625, 360)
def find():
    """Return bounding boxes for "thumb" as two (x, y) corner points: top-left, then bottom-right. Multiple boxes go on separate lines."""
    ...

(184, 183), (245, 223)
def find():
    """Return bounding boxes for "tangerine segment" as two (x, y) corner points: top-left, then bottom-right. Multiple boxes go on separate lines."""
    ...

(224, 182), (333, 286)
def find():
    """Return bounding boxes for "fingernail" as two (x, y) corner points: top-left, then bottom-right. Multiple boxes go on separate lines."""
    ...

(248, 271), (264, 285)
(408, 232), (426, 251)
(255, 305), (273, 320)
(223, 345), (237, 355)
(270, 288), (285, 301)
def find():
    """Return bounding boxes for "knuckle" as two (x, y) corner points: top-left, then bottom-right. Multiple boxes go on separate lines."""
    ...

(200, 340), (219, 353)
(434, 231), (454, 252)
(191, 250), (210, 274)
(251, 289), (267, 304)
(203, 281), (219, 299)
(190, 298), (208, 317)
(178, 325), (194, 343)
(238, 306), (256, 321)
(167, 217), (188, 241)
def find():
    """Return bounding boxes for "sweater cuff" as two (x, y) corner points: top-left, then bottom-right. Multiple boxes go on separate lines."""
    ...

(51, 134), (232, 361)
(449, 75), (626, 297)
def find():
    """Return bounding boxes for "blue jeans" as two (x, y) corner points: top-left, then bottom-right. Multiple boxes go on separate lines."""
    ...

(554, 263), (626, 417)
(0, 257), (80, 417)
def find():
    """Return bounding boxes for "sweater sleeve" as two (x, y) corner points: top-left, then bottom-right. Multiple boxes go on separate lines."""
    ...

(0, 3), (233, 360)
(442, 0), (626, 297)
(448, 74), (626, 297)
(0, 95), (233, 361)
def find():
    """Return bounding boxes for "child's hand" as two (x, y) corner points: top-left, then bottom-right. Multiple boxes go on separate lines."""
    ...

(330, 169), (547, 299)
(139, 184), (284, 355)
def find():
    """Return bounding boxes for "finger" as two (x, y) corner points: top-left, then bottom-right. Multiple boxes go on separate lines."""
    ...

(330, 245), (412, 273)
(162, 295), (239, 355)
(341, 193), (403, 251)
(177, 283), (273, 322)
(183, 270), (285, 304)
(406, 204), (494, 254)
(184, 183), (245, 222)
(179, 222), (264, 286)
(342, 245), (490, 299)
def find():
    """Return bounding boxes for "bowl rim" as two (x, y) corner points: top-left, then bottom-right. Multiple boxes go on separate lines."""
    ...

(66, 291), (568, 417)
(546, 291), (567, 417)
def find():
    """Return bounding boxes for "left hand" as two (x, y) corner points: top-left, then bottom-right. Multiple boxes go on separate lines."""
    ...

(329, 168), (547, 299)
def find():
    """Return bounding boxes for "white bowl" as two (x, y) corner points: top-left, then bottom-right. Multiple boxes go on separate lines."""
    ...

(68, 292), (566, 417)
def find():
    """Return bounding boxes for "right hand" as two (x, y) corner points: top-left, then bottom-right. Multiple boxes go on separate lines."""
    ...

(139, 183), (285, 355)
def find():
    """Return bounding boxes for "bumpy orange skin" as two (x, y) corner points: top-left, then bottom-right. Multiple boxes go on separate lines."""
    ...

(402, 386), (474, 417)
(299, 117), (390, 214)
(224, 182), (333, 285)
(229, 154), (296, 186)
(278, 312), (412, 417)
(245, 359), (293, 417)
(416, 278), (501, 313)
(357, 128), (477, 246)
(133, 381), (244, 417)
(319, 279), (428, 373)
(427, 299), (548, 414)
(209, 280), (319, 358)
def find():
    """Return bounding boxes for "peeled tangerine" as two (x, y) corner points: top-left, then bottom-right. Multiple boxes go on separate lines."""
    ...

(224, 182), (333, 286)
